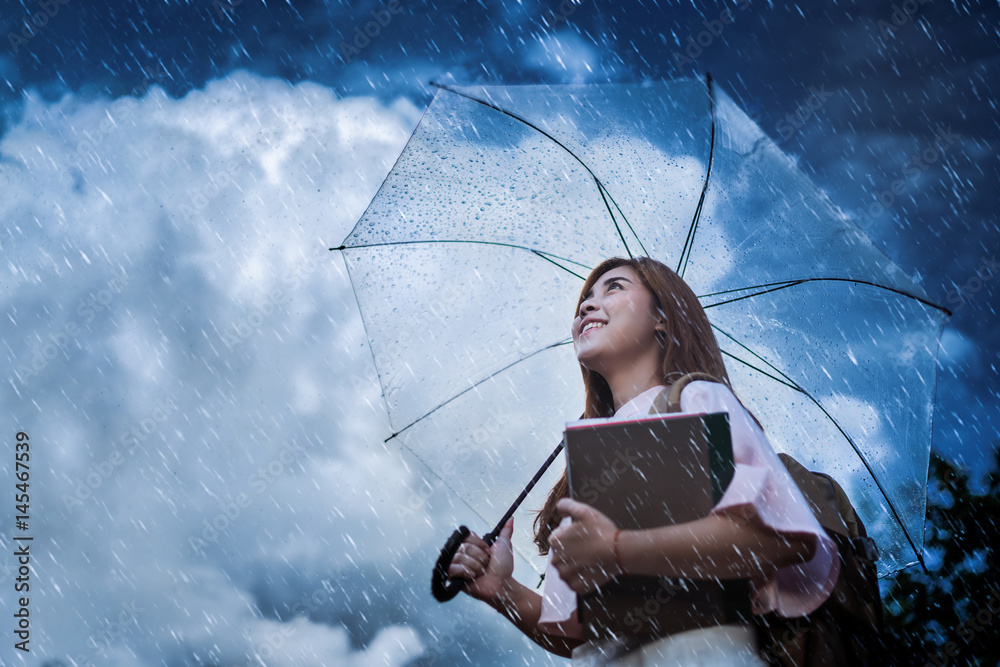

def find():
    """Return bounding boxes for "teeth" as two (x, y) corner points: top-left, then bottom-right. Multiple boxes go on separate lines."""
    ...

(583, 321), (606, 333)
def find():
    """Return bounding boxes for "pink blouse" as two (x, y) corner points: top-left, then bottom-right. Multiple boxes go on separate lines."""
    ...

(537, 382), (840, 638)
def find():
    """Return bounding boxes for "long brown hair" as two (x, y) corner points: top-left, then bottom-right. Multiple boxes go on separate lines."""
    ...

(532, 256), (734, 554)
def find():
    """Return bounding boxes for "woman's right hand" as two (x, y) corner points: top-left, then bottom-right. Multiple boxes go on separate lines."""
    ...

(447, 518), (515, 603)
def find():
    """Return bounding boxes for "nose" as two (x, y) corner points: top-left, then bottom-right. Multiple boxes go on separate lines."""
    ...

(578, 297), (597, 318)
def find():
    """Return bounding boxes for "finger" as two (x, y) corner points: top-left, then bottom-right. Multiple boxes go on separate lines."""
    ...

(458, 542), (490, 564)
(464, 533), (490, 552)
(448, 563), (481, 581)
(447, 559), (474, 580)
(451, 538), (489, 564)
(448, 553), (486, 580)
(456, 547), (488, 567)
(555, 497), (592, 521)
(498, 517), (514, 543)
(450, 552), (489, 580)
(550, 519), (581, 545)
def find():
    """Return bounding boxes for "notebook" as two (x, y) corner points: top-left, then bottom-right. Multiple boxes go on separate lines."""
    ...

(564, 411), (751, 641)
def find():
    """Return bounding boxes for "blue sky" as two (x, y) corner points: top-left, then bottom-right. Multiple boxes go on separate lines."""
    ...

(0, 1), (997, 665)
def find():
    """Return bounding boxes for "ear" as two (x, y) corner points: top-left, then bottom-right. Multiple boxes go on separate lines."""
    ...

(652, 307), (667, 333)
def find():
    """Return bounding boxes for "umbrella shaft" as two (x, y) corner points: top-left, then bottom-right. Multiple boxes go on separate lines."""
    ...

(484, 440), (565, 545)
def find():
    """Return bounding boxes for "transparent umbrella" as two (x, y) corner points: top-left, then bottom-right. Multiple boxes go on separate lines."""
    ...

(332, 77), (950, 597)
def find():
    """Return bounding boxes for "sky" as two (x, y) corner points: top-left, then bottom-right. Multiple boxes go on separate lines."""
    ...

(0, 1), (997, 665)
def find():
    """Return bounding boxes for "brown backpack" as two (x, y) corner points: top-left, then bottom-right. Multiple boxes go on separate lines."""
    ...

(653, 373), (889, 667)
(754, 454), (890, 666)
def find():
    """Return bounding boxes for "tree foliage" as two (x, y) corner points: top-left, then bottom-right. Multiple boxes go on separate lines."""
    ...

(882, 448), (1000, 667)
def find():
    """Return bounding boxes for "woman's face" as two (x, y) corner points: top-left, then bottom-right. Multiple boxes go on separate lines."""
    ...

(571, 266), (664, 375)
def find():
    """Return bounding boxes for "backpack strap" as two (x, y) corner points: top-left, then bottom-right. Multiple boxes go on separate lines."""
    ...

(649, 372), (722, 415)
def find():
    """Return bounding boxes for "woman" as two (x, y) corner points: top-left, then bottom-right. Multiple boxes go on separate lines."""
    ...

(447, 257), (839, 665)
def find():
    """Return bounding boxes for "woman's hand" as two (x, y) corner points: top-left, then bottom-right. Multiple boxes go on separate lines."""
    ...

(447, 518), (515, 603)
(550, 498), (623, 595)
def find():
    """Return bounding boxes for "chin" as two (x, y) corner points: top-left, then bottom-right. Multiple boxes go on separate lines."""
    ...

(576, 353), (606, 377)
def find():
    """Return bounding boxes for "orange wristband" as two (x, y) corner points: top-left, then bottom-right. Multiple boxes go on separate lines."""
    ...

(613, 529), (626, 575)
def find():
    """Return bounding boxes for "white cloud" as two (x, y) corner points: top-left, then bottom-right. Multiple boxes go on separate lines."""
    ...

(249, 619), (424, 667)
(0, 71), (480, 666)
(938, 326), (977, 366)
(524, 31), (604, 83)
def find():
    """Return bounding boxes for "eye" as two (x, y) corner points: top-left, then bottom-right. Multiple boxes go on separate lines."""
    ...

(607, 281), (623, 291)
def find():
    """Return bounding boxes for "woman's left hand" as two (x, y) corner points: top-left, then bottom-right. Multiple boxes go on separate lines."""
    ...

(549, 498), (624, 594)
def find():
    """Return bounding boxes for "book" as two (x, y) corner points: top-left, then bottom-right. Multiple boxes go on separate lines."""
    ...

(564, 411), (751, 641)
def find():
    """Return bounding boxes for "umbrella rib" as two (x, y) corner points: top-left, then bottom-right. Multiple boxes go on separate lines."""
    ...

(699, 279), (803, 299)
(383, 440), (548, 572)
(382, 336), (574, 560)
(719, 350), (803, 392)
(429, 81), (640, 260)
(699, 277), (951, 315)
(337, 248), (398, 445)
(597, 180), (650, 258)
(714, 325), (926, 569)
(918, 317), (947, 574)
(333, 240), (591, 279)
(530, 249), (591, 281)
(701, 281), (807, 308)
(383, 338), (574, 443)
(594, 180), (634, 258)
(337, 243), (571, 540)
(698, 281), (805, 309)
(676, 72), (716, 279)
(337, 87), (441, 249)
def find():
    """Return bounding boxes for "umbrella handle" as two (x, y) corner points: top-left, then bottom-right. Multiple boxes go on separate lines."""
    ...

(430, 438), (566, 602)
(431, 525), (471, 602)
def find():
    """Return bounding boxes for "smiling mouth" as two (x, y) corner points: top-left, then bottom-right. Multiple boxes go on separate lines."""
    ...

(581, 321), (606, 335)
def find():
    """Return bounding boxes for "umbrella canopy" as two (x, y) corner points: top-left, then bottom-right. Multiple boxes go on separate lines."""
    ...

(335, 77), (949, 578)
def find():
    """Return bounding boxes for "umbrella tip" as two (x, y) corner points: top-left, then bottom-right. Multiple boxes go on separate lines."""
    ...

(330, 245), (346, 252)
